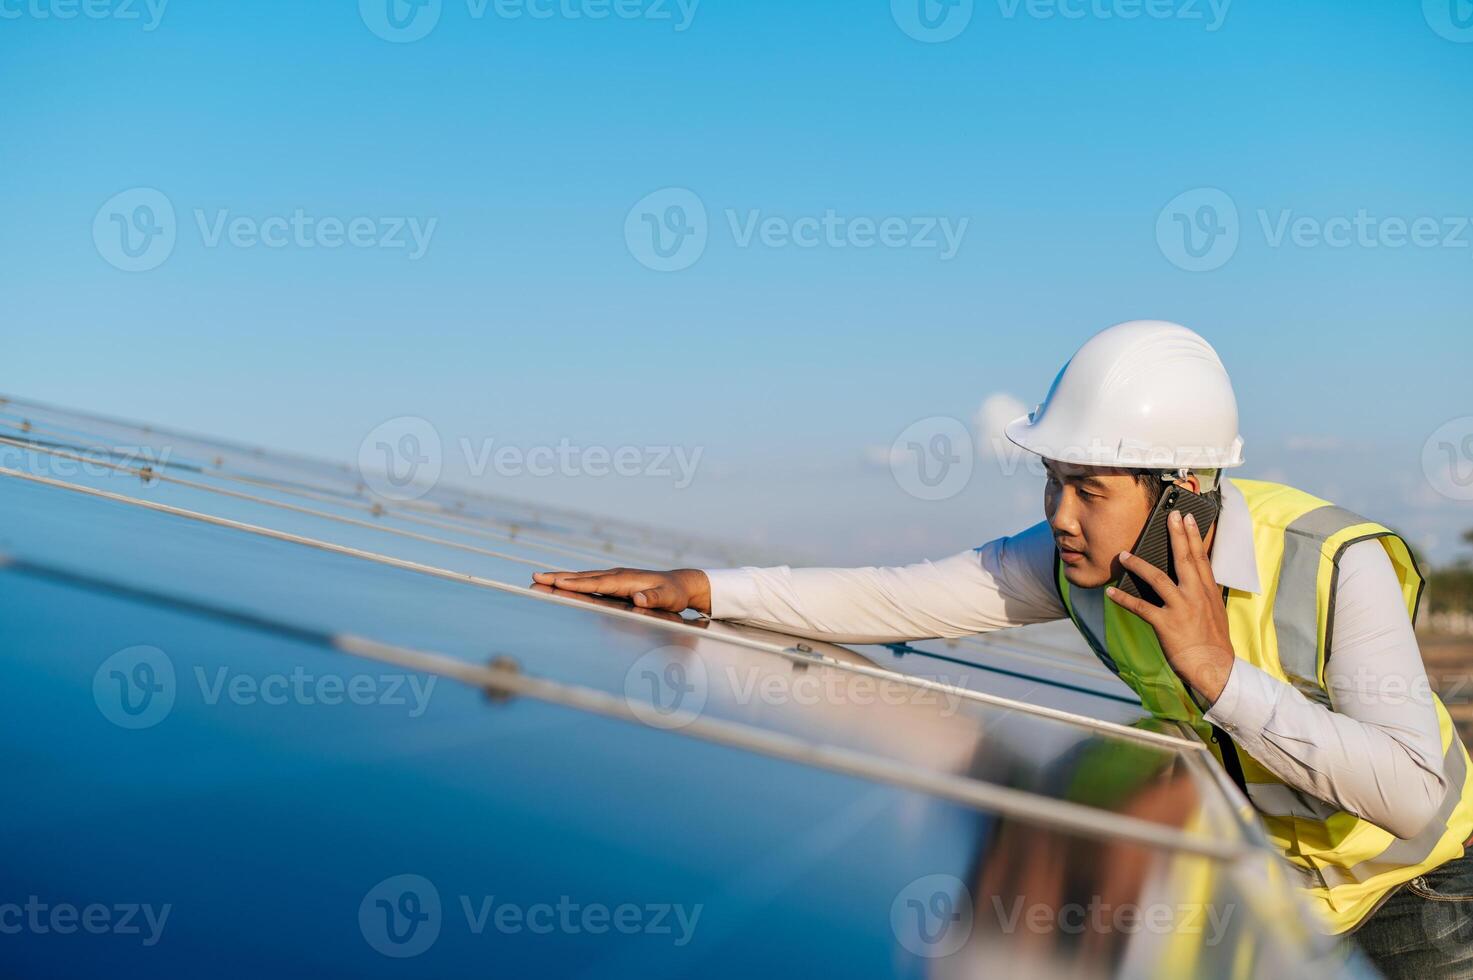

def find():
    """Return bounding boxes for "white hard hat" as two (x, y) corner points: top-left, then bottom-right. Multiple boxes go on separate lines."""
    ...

(1004, 320), (1245, 470)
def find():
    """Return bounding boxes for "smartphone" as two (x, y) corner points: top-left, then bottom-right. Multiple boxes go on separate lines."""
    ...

(1115, 483), (1222, 606)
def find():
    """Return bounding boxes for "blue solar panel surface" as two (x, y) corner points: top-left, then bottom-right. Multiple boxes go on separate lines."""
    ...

(0, 397), (1357, 978)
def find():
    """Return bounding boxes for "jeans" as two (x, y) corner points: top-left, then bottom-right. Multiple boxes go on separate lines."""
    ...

(1352, 850), (1473, 978)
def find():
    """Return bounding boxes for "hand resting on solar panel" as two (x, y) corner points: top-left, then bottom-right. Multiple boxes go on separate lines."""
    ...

(531, 567), (712, 615)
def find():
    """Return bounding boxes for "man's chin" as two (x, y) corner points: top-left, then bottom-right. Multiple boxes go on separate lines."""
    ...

(1062, 563), (1114, 590)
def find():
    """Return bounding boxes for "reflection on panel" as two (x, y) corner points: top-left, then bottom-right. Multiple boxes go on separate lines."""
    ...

(0, 397), (1357, 977)
(0, 428), (1143, 727)
(0, 404), (1123, 682)
(0, 471), (1233, 840)
(1, 556), (1343, 979)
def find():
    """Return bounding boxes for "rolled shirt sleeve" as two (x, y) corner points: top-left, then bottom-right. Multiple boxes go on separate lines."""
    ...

(703, 520), (1067, 644)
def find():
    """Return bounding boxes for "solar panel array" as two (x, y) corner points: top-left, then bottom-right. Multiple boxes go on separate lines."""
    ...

(0, 395), (1357, 978)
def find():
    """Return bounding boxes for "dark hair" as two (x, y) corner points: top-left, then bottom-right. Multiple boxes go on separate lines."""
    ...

(1128, 469), (1169, 508)
(1127, 468), (1223, 510)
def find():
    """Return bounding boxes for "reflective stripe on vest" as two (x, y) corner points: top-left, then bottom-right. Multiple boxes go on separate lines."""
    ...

(1272, 504), (1368, 707)
(1055, 478), (1473, 934)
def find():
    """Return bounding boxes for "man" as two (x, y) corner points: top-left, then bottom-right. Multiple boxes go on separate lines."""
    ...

(534, 320), (1473, 974)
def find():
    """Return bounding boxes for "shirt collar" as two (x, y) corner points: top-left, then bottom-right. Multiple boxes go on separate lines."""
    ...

(1209, 477), (1261, 595)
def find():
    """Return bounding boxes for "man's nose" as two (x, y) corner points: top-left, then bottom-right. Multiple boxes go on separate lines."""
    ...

(1049, 493), (1082, 538)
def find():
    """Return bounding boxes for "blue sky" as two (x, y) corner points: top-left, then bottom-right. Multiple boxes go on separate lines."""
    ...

(3, 0), (1472, 566)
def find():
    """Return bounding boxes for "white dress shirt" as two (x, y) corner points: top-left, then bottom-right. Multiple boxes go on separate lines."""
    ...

(703, 479), (1448, 839)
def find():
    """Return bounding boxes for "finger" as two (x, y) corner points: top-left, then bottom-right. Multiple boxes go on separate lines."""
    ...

(632, 583), (683, 611)
(532, 568), (623, 586)
(1106, 584), (1161, 623)
(1181, 512), (1218, 589)
(1161, 510), (1201, 593)
(1118, 549), (1179, 600)
(539, 573), (640, 596)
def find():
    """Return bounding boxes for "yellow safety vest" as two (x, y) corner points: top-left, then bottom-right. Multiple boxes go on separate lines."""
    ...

(1055, 478), (1473, 933)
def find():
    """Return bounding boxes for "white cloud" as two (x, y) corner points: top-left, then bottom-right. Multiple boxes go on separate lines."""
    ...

(973, 392), (1029, 460)
(862, 391), (1030, 475)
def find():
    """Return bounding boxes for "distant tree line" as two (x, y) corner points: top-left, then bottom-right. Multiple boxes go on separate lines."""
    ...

(1422, 529), (1473, 634)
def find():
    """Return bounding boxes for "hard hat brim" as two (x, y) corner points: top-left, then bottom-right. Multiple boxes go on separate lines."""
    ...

(1004, 413), (1245, 469)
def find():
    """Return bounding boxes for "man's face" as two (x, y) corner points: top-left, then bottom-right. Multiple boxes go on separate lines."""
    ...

(1043, 461), (1158, 589)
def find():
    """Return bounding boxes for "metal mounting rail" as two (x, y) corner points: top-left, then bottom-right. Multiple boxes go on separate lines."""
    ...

(0, 411), (1121, 674)
(0, 395), (738, 564)
(0, 422), (675, 569)
(0, 549), (1243, 862)
(0, 434), (566, 573)
(0, 465), (1200, 751)
(0, 420), (1130, 677)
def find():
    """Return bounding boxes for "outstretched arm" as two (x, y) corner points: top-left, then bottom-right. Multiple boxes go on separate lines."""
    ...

(534, 520), (1066, 644)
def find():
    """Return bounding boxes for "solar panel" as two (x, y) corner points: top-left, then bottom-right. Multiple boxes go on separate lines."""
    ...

(0, 398), (739, 566)
(0, 395), (1352, 977)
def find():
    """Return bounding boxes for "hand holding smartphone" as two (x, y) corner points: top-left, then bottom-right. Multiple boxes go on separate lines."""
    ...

(1115, 483), (1222, 607)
